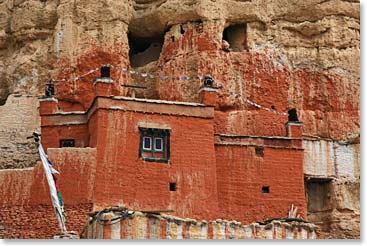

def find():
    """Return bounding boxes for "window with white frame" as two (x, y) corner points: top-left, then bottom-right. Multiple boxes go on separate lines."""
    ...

(139, 128), (170, 162)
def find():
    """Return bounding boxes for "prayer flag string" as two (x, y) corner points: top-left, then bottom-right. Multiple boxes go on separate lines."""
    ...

(49, 64), (288, 116)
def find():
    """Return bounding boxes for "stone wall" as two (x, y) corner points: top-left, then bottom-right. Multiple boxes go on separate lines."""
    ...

(81, 209), (318, 239)
(303, 139), (360, 238)
(0, 94), (39, 169)
(304, 139), (359, 179)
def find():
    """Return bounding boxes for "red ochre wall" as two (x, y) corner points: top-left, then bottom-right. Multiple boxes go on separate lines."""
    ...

(91, 107), (220, 221)
(0, 96), (307, 238)
(0, 204), (92, 239)
(0, 148), (96, 238)
(41, 124), (90, 149)
(215, 145), (306, 224)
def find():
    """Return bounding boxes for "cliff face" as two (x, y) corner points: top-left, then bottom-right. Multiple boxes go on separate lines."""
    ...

(0, 0), (359, 239)
(0, 0), (359, 137)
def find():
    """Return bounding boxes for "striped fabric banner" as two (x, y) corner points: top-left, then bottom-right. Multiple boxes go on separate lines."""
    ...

(38, 142), (67, 232)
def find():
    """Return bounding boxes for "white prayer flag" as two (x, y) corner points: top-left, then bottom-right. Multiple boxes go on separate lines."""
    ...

(38, 143), (66, 232)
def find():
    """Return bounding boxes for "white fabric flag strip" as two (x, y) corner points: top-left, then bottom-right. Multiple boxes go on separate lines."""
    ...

(38, 143), (67, 232)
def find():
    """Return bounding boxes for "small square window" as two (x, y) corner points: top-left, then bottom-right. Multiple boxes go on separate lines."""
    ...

(60, 139), (75, 148)
(139, 128), (170, 163)
(255, 146), (264, 157)
(262, 186), (270, 193)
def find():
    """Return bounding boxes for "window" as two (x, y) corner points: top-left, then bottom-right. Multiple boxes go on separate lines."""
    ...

(155, 138), (163, 151)
(169, 182), (176, 191)
(255, 146), (264, 157)
(262, 186), (270, 193)
(143, 137), (152, 150)
(139, 128), (170, 162)
(60, 139), (75, 148)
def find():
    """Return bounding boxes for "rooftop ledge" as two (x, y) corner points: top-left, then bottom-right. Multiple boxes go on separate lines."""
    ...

(215, 133), (298, 140)
(111, 96), (205, 107)
(41, 96), (213, 125)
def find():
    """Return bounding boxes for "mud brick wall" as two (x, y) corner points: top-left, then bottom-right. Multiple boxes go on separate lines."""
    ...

(0, 148), (97, 239)
(82, 211), (318, 239)
(89, 97), (220, 220)
(0, 204), (92, 239)
(215, 144), (306, 224)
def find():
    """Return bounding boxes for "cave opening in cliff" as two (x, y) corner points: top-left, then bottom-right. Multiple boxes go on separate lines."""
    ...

(128, 33), (164, 68)
(222, 24), (248, 52)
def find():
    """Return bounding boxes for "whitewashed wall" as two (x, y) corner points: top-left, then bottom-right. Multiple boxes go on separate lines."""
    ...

(303, 140), (359, 180)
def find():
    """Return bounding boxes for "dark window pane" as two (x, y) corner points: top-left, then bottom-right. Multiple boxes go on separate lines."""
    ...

(143, 137), (151, 150)
(155, 138), (163, 151)
(170, 182), (176, 191)
(262, 186), (270, 193)
(255, 146), (264, 157)
(60, 139), (75, 148)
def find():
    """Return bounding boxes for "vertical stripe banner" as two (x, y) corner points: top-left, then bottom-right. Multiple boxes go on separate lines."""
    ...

(38, 142), (67, 232)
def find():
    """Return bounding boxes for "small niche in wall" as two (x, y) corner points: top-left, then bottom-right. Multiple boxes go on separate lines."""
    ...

(60, 139), (75, 148)
(255, 146), (264, 157)
(222, 24), (248, 52)
(128, 33), (164, 68)
(169, 182), (176, 191)
(262, 186), (270, 193)
(180, 25), (185, 35)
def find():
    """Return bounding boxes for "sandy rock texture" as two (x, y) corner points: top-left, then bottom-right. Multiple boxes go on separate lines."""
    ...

(0, 0), (360, 239)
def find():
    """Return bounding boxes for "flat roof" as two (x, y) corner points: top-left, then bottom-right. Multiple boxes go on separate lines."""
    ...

(111, 96), (206, 107)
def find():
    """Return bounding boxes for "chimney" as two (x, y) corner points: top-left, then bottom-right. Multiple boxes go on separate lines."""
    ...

(100, 65), (111, 78)
(39, 97), (59, 115)
(39, 80), (59, 114)
(285, 108), (303, 138)
(198, 76), (218, 107)
(45, 81), (55, 97)
(94, 65), (115, 97)
(285, 121), (303, 138)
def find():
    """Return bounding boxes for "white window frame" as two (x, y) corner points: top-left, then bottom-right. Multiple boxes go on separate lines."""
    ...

(143, 136), (152, 150)
(154, 137), (163, 151)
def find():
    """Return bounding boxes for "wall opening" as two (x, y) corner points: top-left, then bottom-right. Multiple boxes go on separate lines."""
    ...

(180, 25), (185, 35)
(139, 128), (170, 163)
(128, 33), (164, 68)
(222, 24), (248, 52)
(169, 182), (176, 191)
(305, 178), (332, 214)
(60, 139), (75, 148)
(262, 186), (270, 193)
(255, 146), (264, 157)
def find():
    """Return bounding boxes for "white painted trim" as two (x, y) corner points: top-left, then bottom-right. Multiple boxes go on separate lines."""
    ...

(154, 137), (163, 151)
(197, 87), (219, 93)
(143, 136), (152, 150)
